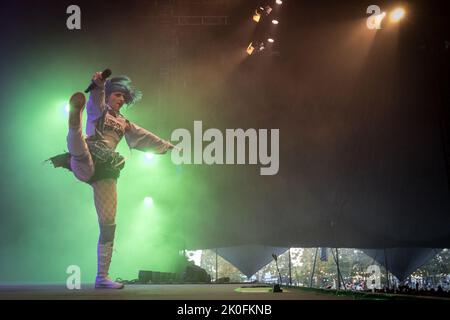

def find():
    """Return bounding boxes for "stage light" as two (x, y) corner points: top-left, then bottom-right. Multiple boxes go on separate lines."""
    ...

(268, 38), (275, 43)
(145, 152), (155, 162)
(276, 0), (283, 4)
(258, 42), (265, 51)
(264, 5), (273, 15)
(247, 41), (266, 56)
(272, 19), (279, 25)
(144, 196), (154, 207)
(247, 42), (255, 55)
(390, 8), (405, 22)
(253, 10), (261, 23)
(253, 5), (274, 23)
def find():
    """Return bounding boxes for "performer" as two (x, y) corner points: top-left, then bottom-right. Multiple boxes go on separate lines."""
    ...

(49, 72), (174, 289)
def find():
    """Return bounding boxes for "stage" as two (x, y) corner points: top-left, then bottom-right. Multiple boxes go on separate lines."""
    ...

(1, 284), (449, 300)
(0, 284), (355, 300)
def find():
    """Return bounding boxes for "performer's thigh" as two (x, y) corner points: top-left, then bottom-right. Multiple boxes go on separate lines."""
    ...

(67, 128), (94, 182)
(70, 156), (94, 182)
(67, 128), (89, 157)
(91, 179), (117, 225)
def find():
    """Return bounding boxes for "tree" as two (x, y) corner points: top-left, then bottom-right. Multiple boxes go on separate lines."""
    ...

(412, 249), (450, 286)
(192, 248), (450, 288)
(200, 249), (245, 282)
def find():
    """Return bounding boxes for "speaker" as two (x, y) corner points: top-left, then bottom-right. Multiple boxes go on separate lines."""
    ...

(138, 270), (153, 284)
(152, 271), (161, 283)
(182, 264), (211, 283)
(138, 270), (180, 284)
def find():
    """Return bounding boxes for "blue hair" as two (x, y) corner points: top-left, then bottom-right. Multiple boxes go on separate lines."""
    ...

(105, 75), (142, 106)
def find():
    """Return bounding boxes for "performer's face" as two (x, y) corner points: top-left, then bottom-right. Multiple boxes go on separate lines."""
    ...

(107, 92), (126, 111)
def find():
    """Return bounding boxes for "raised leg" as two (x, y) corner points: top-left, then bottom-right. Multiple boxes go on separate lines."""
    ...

(66, 92), (95, 182)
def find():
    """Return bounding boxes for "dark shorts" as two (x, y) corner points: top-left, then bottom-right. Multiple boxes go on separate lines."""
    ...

(48, 145), (125, 184)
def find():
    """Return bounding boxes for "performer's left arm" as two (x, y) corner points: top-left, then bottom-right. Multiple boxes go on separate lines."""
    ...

(124, 121), (175, 154)
(86, 72), (107, 120)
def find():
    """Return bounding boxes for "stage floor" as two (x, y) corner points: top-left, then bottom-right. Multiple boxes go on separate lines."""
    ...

(2, 284), (449, 300)
(0, 284), (351, 300)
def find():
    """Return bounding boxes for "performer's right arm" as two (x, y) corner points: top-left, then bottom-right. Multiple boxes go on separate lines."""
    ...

(86, 71), (107, 119)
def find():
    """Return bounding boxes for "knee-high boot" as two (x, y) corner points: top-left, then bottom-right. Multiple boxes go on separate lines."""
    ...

(95, 224), (124, 289)
(95, 241), (124, 289)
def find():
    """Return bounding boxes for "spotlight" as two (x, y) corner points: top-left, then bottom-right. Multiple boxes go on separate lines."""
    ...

(276, 0), (283, 4)
(144, 196), (154, 207)
(253, 10), (261, 23)
(258, 42), (265, 51)
(390, 8), (405, 22)
(268, 38), (275, 43)
(264, 5), (273, 15)
(272, 19), (279, 25)
(254, 5), (272, 22)
(145, 152), (155, 161)
(247, 42), (255, 55)
(247, 41), (266, 55)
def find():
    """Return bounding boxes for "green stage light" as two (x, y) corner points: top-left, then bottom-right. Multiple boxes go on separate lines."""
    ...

(144, 196), (154, 207)
(145, 152), (155, 162)
(59, 101), (70, 118)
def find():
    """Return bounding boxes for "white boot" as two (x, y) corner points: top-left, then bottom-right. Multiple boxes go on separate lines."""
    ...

(95, 242), (124, 289)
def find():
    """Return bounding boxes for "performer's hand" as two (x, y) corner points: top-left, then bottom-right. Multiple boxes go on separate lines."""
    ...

(92, 71), (107, 87)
